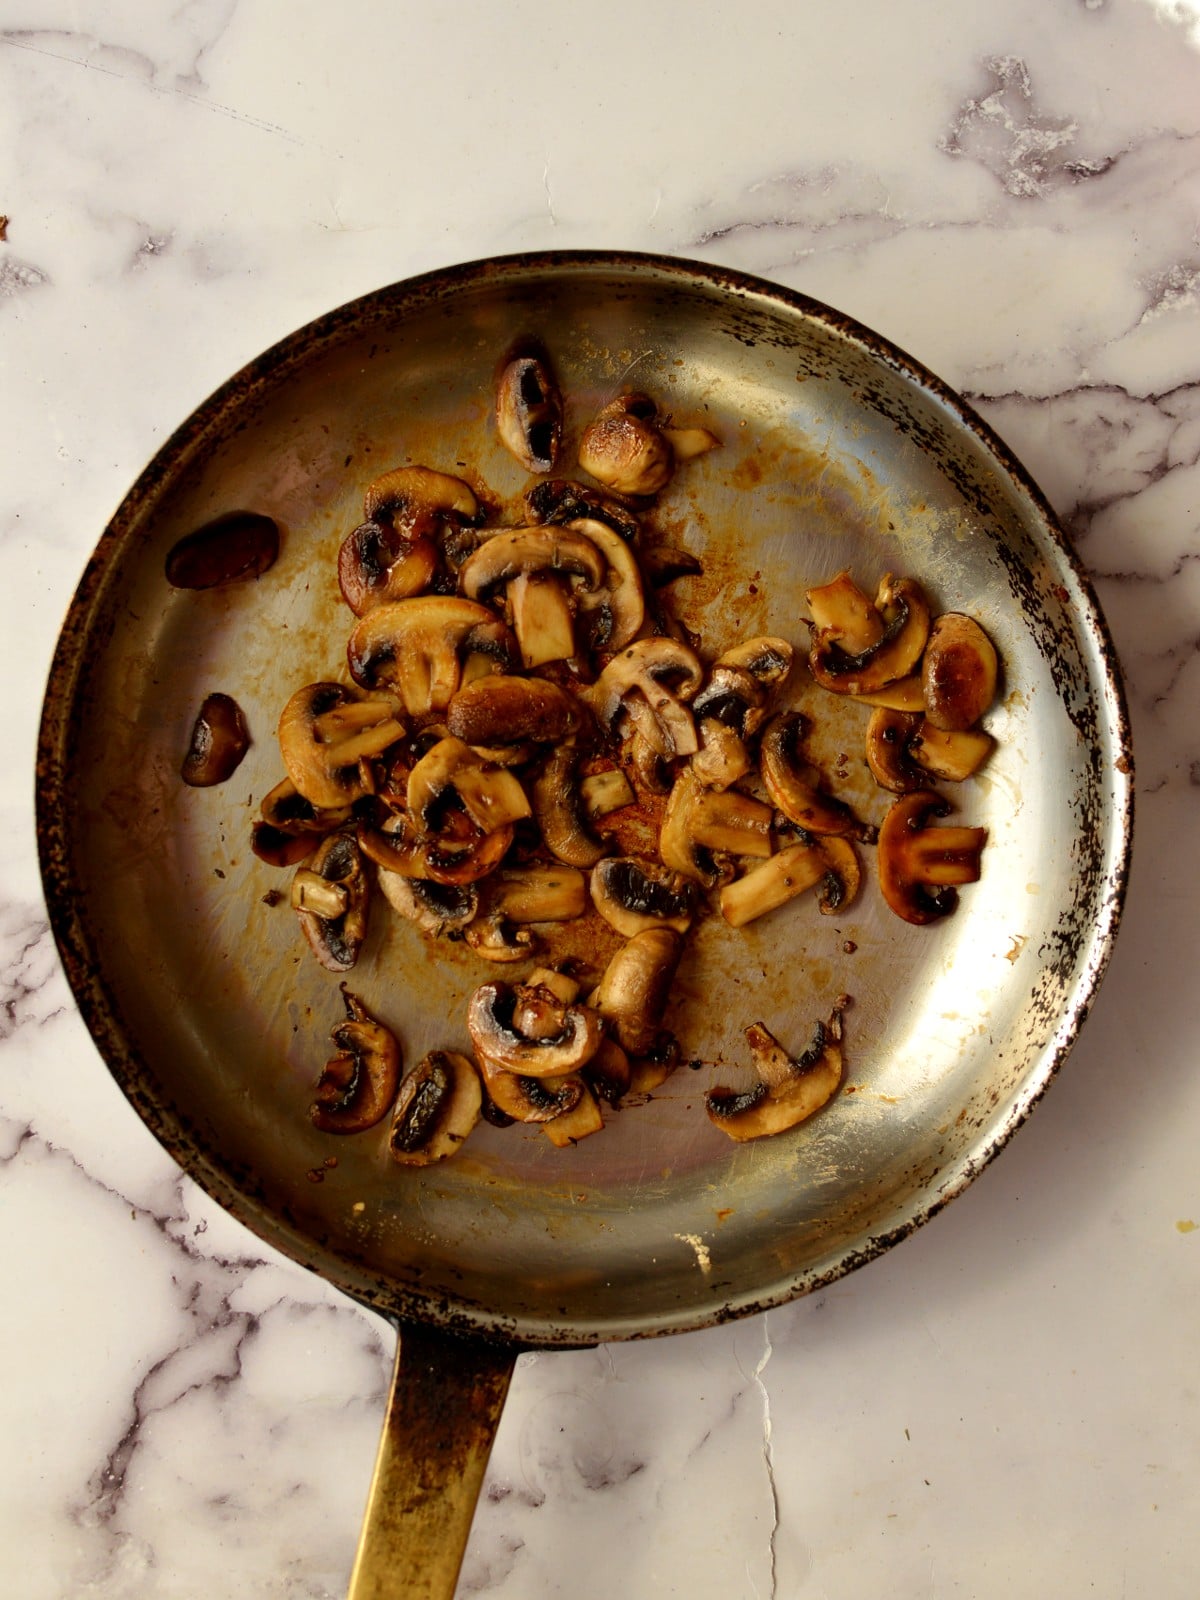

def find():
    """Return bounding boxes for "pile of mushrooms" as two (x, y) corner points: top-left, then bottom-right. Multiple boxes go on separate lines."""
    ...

(227, 346), (997, 1162)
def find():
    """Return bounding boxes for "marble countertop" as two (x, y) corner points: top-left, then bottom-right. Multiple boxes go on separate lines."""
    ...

(3, 1), (1198, 1595)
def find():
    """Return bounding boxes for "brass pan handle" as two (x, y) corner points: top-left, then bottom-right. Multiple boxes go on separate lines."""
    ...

(347, 1321), (517, 1600)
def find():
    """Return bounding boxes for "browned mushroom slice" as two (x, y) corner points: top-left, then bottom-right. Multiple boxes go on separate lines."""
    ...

(278, 683), (405, 810)
(358, 809), (514, 888)
(291, 832), (371, 971)
(406, 735), (531, 835)
(337, 520), (438, 615)
(808, 574), (931, 695)
(310, 988), (400, 1134)
(578, 393), (676, 498)
(347, 597), (515, 717)
(564, 517), (646, 652)
(496, 349), (563, 473)
(921, 613), (999, 731)
(446, 674), (585, 750)
(908, 721), (995, 782)
(658, 768), (737, 889)
(590, 857), (697, 937)
(475, 1055), (584, 1122)
(363, 465), (478, 531)
(463, 913), (538, 963)
(524, 478), (642, 545)
(458, 526), (607, 667)
(541, 1084), (605, 1147)
(719, 835), (858, 929)
(877, 790), (987, 925)
(805, 572), (884, 654)
(585, 636), (704, 759)
(706, 1008), (844, 1142)
(376, 871), (478, 935)
(259, 775), (352, 837)
(467, 981), (603, 1078)
(181, 692), (250, 786)
(532, 745), (609, 869)
(591, 927), (683, 1055)
(582, 1034), (632, 1104)
(251, 823), (322, 868)
(486, 865), (588, 922)
(388, 1050), (482, 1165)
(638, 544), (703, 586)
(864, 707), (927, 794)
(165, 511), (280, 589)
(759, 712), (869, 838)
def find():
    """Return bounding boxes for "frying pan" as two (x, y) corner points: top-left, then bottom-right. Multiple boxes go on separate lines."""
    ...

(35, 252), (1133, 1597)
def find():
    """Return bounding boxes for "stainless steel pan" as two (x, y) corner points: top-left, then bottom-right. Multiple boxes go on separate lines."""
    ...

(36, 252), (1133, 1597)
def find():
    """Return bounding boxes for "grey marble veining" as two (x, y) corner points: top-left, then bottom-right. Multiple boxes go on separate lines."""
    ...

(3, 1), (1199, 1596)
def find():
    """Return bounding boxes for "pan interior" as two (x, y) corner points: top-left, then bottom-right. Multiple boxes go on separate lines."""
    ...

(40, 257), (1130, 1344)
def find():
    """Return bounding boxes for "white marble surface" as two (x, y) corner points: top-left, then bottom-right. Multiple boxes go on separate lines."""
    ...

(2, 1), (1198, 1595)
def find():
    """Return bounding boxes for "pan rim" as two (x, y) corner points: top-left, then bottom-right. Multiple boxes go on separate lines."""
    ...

(35, 249), (1135, 1347)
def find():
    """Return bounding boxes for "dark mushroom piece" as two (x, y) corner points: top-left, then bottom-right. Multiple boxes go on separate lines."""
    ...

(291, 832), (370, 971)
(563, 517), (646, 653)
(310, 988), (400, 1134)
(877, 790), (987, 925)
(389, 1050), (482, 1165)
(467, 981), (603, 1078)
(406, 735), (531, 836)
(182, 692), (250, 787)
(690, 636), (793, 792)
(251, 775), (351, 867)
(591, 927), (683, 1056)
(866, 708), (993, 790)
(658, 768), (735, 889)
(590, 856), (697, 937)
(706, 1008), (845, 1142)
(165, 511), (280, 589)
(525, 478), (643, 543)
(376, 871), (478, 935)
(475, 1054), (584, 1123)
(921, 613), (999, 731)
(358, 807), (514, 888)
(579, 394), (718, 500)
(463, 913), (538, 964)
(337, 520), (438, 616)
(495, 348), (563, 473)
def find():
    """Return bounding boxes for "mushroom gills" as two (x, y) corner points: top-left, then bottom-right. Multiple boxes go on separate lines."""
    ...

(706, 1009), (845, 1142)
(389, 1051), (482, 1165)
(310, 989), (400, 1134)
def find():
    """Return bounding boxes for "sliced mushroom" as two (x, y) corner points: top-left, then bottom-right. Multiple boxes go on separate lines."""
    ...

(310, 988), (400, 1134)
(658, 767), (735, 889)
(475, 1055), (583, 1122)
(182, 692), (251, 786)
(376, 871), (478, 934)
(639, 544), (703, 587)
(590, 856), (697, 937)
(362, 465), (478, 531)
(579, 394), (718, 499)
(908, 721), (994, 782)
(585, 636), (705, 759)
(259, 775), (352, 838)
(358, 808), (513, 888)
(719, 835), (858, 929)
(591, 927), (683, 1055)
(759, 712), (869, 838)
(278, 683), (405, 810)
(808, 574), (931, 695)
(463, 913), (538, 963)
(496, 348), (563, 473)
(532, 746), (608, 869)
(337, 520), (438, 615)
(541, 1084), (605, 1147)
(565, 517), (646, 652)
(347, 596), (515, 718)
(458, 526), (607, 667)
(292, 832), (370, 970)
(165, 511), (280, 589)
(446, 674), (585, 749)
(525, 478), (643, 544)
(688, 788), (774, 858)
(579, 767), (635, 821)
(582, 1034), (632, 1104)
(486, 865), (588, 922)
(921, 613), (999, 731)
(406, 735), (531, 835)
(467, 981), (603, 1078)
(251, 822), (322, 868)
(877, 790), (987, 925)
(864, 708), (927, 794)
(844, 674), (925, 712)
(388, 1050), (482, 1165)
(706, 1009), (844, 1142)
(805, 572), (884, 654)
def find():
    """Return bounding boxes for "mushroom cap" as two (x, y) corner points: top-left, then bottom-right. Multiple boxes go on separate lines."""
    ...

(388, 1050), (482, 1165)
(706, 1011), (844, 1142)
(864, 706), (927, 794)
(808, 575), (931, 695)
(578, 394), (675, 498)
(759, 711), (868, 837)
(565, 517), (646, 652)
(495, 350), (563, 474)
(446, 674), (585, 748)
(458, 526), (607, 601)
(337, 520), (438, 615)
(475, 1055), (583, 1122)
(181, 692), (250, 787)
(532, 745), (609, 869)
(362, 465), (478, 530)
(525, 478), (642, 544)
(592, 926), (683, 1055)
(921, 612), (999, 731)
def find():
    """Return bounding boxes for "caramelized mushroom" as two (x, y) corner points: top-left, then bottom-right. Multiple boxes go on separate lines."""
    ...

(591, 927), (682, 1055)
(337, 520), (438, 615)
(475, 1055), (583, 1122)
(808, 574), (931, 695)
(759, 712), (869, 837)
(585, 636), (704, 759)
(182, 693), (250, 786)
(310, 988), (400, 1134)
(532, 745), (609, 869)
(579, 393), (676, 498)
(278, 683), (405, 810)
(877, 790), (987, 925)
(446, 674), (585, 749)
(458, 526), (606, 667)
(376, 871), (478, 935)
(719, 835), (859, 928)
(706, 1008), (844, 1142)
(467, 981), (603, 1077)
(496, 349), (563, 473)
(291, 833), (370, 971)
(590, 857), (697, 937)
(389, 1050), (482, 1165)
(864, 707), (927, 794)
(165, 511), (279, 589)
(921, 613), (999, 731)
(406, 735), (531, 835)
(347, 597), (515, 717)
